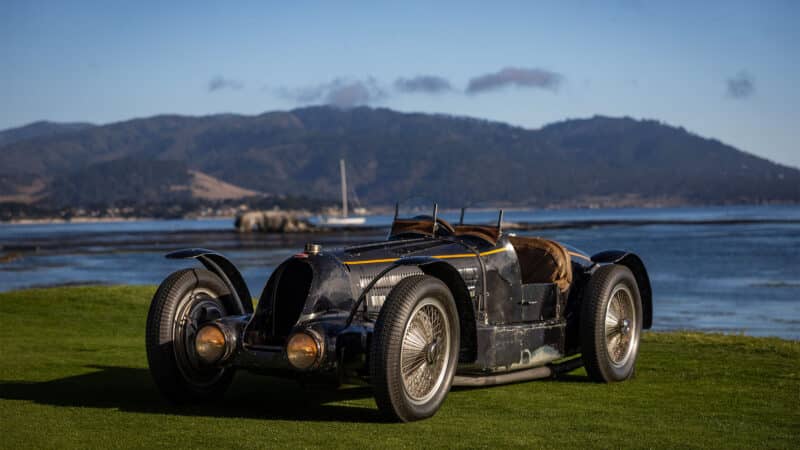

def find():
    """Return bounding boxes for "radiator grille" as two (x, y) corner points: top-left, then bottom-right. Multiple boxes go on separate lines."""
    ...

(358, 266), (480, 320)
(459, 266), (479, 299)
(359, 268), (425, 319)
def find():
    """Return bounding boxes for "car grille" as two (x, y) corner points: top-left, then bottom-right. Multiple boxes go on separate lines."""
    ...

(271, 259), (313, 340)
(359, 268), (424, 320)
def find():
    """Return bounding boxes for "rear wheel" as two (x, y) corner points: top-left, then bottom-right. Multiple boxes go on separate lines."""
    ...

(580, 264), (643, 382)
(146, 268), (235, 402)
(370, 275), (460, 422)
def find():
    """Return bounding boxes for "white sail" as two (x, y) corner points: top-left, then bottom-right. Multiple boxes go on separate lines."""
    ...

(340, 159), (348, 218)
(319, 159), (366, 226)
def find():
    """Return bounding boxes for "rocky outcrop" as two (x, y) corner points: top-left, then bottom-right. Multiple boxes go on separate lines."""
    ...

(235, 210), (314, 233)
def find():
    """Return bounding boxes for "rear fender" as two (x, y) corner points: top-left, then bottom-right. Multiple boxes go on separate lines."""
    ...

(590, 250), (653, 329)
(166, 248), (253, 315)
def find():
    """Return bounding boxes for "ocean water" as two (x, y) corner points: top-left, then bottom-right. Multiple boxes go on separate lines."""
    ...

(1, 205), (798, 339)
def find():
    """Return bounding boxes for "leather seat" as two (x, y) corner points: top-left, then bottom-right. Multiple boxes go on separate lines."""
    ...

(508, 236), (572, 293)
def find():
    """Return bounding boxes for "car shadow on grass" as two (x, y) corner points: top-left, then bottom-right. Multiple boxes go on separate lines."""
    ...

(0, 365), (384, 423)
(1, 365), (594, 422)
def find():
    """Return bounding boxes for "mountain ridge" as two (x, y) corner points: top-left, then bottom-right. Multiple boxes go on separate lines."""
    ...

(1, 106), (798, 211)
(0, 120), (95, 147)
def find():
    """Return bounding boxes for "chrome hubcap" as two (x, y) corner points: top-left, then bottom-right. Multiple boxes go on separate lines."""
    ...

(400, 298), (451, 404)
(620, 318), (631, 336)
(604, 285), (637, 367)
(425, 340), (440, 364)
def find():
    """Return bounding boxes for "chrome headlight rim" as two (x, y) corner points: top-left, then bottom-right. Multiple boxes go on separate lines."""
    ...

(286, 329), (324, 371)
(194, 323), (228, 365)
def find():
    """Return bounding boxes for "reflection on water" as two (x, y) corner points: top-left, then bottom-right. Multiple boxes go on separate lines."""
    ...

(1, 205), (798, 339)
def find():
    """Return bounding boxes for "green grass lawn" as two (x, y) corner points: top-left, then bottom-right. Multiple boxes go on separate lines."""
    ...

(1, 285), (798, 449)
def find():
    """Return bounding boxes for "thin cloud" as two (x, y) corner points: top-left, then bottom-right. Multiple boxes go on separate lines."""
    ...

(278, 77), (386, 108)
(726, 72), (755, 99)
(466, 67), (563, 94)
(394, 75), (453, 94)
(208, 76), (244, 92)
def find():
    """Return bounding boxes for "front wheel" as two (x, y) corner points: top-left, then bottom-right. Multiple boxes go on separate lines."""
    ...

(580, 264), (643, 382)
(146, 268), (235, 403)
(370, 275), (460, 422)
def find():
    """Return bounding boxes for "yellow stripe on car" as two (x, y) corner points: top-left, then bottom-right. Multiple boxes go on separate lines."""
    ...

(343, 246), (509, 266)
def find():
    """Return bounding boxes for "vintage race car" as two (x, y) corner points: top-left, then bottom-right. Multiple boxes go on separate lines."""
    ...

(146, 206), (652, 422)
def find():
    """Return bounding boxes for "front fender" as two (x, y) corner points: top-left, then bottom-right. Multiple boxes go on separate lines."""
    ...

(591, 250), (653, 329)
(166, 248), (253, 315)
(345, 256), (478, 363)
(344, 256), (440, 326)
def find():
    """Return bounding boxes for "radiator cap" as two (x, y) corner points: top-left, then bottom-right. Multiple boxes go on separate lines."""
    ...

(305, 243), (322, 255)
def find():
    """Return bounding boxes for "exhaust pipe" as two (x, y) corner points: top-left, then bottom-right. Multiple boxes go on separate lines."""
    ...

(452, 357), (583, 387)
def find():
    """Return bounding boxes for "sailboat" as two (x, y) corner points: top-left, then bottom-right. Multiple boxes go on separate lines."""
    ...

(318, 159), (367, 226)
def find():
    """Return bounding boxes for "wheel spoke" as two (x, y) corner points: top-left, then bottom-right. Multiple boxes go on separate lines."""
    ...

(608, 333), (618, 350)
(606, 306), (619, 324)
(400, 299), (451, 403)
(404, 326), (427, 351)
(615, 295), (627, 321)
(605, 316), (618, 335)
(604, 284), (637, 366)
(402, 352), (426, 376)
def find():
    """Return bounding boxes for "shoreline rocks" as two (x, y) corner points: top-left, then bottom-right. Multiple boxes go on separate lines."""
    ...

(235, 210), (314, 233)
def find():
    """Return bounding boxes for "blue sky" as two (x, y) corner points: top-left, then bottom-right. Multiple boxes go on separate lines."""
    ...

(1, 0), (798, 167)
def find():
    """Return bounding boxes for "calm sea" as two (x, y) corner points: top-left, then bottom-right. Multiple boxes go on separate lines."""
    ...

(1, 205), (798, 339)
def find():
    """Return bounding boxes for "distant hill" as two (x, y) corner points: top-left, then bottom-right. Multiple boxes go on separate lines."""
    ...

(37, 159), (260, 207)
(0, 121), (94, 147)
(0, 107), (798, 210)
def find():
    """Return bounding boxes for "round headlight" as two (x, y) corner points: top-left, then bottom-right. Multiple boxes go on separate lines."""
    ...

(195, 325), (226, 363)
(286, 332), (320, 370)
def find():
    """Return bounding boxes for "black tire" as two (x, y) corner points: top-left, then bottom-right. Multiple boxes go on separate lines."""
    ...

(370, 275), (460, 422)
(580, 264), (643, 382)
(146, 268), (235, 403)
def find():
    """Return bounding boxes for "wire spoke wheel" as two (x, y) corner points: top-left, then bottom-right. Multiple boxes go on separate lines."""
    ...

(604, 285), (636, 367)
(580, 264), (643, 382)
(400, 298), (451, 404)
(371, 275), (460, 421)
